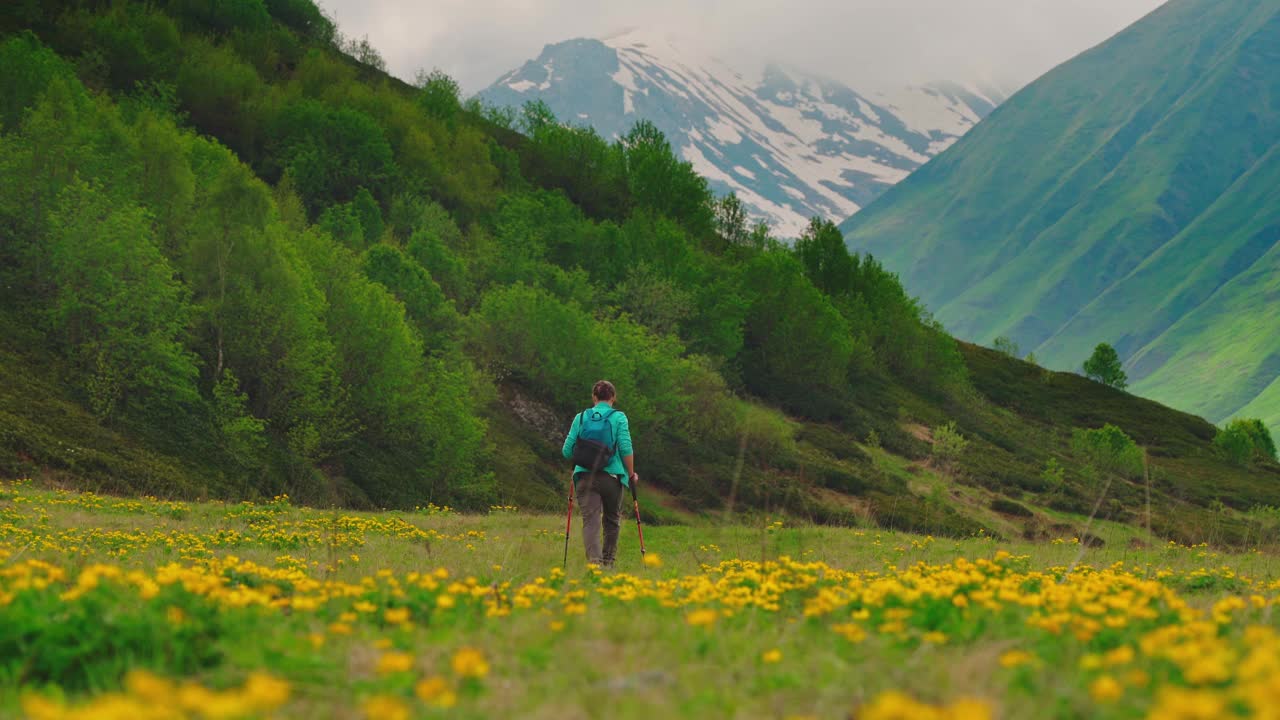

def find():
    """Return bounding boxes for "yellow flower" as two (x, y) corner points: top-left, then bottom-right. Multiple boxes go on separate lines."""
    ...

(375, 651), (414, 675)
(242, 672), (291, 709)
(452, 647), (491, 679)
(831, 623), (866, 643)
(124, 669), (173, 702)
(643, 553), (662, 568)
(1089, 675), (1123, 703)
(686, 608), (719, 627)
(999, 650), (1036, 669)
(1125, 669), (1149, 688)
(437, 594), (456, 609)
(1103, 645), (1135, 667)
(948, 698), (993, 720)
(761, 649), (782, 663)
(861, 692), (993, 720)
(414, 676), (458, 708)
(20, 693), (62, 720)
(362, 695), (410, 720)
(384, 607), (410, 624)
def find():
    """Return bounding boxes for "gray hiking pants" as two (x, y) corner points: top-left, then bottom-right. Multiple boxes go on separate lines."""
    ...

(575, 472), (624, 567)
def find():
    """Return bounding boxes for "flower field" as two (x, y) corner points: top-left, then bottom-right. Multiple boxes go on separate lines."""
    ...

(4, 480), (1280, 718)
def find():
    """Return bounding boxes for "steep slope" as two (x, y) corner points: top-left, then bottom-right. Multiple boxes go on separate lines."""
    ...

(841, 0), (1280, 432)
(480, 29), (1007, 236)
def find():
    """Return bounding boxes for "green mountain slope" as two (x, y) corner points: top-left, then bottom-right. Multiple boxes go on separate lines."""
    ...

(840, 0), (1280, 432)
(1, 0), (1278, 547)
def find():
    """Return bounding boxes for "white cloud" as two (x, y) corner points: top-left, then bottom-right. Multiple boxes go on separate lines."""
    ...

(318, 0), (1168, 93)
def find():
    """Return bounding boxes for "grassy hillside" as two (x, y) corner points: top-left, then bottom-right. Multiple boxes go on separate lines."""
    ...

(1, 0), (1278, 548)
(840, 0), (1280, 434)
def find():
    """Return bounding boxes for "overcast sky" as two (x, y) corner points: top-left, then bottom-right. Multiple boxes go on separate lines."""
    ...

(318, 0), (1168, 94)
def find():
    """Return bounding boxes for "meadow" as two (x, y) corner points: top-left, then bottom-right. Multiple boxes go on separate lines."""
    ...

(4, 478), (1280, 719)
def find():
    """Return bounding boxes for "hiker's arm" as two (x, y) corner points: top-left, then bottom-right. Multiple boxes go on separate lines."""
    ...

(562, 414), (579, 460)
(618, 414), (635, 479)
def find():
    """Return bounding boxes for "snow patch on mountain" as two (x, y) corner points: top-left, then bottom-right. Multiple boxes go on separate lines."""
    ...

(480, 30), (1011, 236)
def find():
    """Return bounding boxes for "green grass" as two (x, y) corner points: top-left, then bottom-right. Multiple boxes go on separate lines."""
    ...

(8, 482), (1280, 719)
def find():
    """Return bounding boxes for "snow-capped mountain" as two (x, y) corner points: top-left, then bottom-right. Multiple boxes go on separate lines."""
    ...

(479, 29), (1010, 236)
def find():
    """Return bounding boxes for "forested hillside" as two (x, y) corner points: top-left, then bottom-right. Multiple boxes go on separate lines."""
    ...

(1, 0), (1276, 545)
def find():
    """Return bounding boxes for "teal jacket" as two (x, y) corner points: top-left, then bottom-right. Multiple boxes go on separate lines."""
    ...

(562, 402), (634, 487)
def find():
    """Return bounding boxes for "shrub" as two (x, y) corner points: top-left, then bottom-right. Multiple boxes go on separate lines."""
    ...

(1040, 457), (1066, 493)
(992, 336), (1019, 357)
(736, 401), (796, 459)
(1071, 424), (1143, 479)
(1214, 418), (1277, 465)
(931, 421), (969, 473)
(991, 498), (1033, 517)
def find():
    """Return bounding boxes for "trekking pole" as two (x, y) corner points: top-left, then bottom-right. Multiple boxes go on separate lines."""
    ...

(562, 476), (576, 569)
(630, 477), (646, 558)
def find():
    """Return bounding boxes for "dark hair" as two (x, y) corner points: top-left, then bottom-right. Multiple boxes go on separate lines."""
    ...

(592, 380), (616, 401)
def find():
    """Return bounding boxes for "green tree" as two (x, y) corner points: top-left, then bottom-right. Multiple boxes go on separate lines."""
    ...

(992, 336), (1019, 357)
(740, 250), (854, 404)
(1083, 342), (1127, 389)
(71, 5), (182, 92)
(277, 100), (396, 214)
(794, 217), (855, 297)
(361, 244), (458, 354)
(610, 264), (693, 337)
(407, 228), (472, 305)
(621, 120), (713, 238)
(0, 34), (73, 131)
(175, 39), (263, 159)
(263, 0), (335, 41)
(213, 368), (268, 471)
(467, 283), (621, 408)
(167, 0), (271, 36)
(297, 228), (487, 505)
(415, 68), (461, 123)
(713, 193), (749, 247)
(45, 180), (199, 421)
(351, 187), (383, 246)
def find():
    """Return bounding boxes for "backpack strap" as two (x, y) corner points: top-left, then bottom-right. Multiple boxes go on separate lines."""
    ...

(601, 408), (617, 450)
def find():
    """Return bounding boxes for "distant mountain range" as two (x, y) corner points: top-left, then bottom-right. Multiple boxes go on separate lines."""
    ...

(841, 0), (1280, 435)
(479, 29), (1010, 236)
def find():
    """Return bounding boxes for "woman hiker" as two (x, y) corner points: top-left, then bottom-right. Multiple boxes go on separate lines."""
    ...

(561, 380), (638, 568)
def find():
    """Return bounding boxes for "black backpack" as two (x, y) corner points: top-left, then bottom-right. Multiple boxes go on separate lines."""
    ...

(571, 408), (617, 473)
